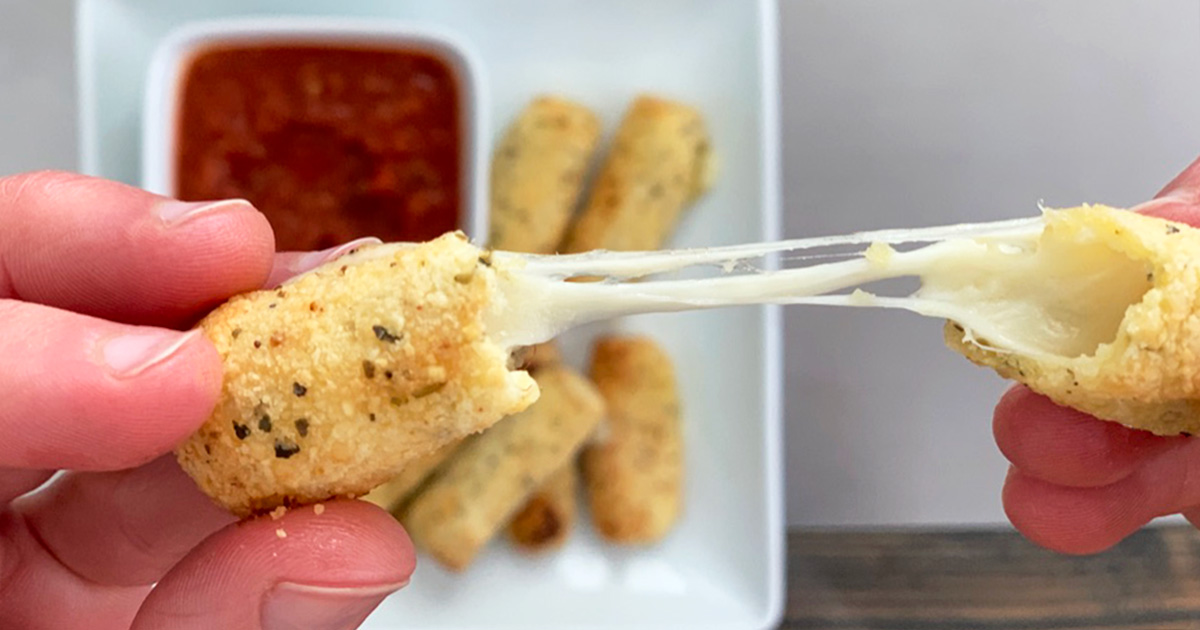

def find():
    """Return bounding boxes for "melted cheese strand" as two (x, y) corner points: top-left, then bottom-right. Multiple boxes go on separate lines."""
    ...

(486, 236), (1047, 353)
(507, 216), (1044, 279)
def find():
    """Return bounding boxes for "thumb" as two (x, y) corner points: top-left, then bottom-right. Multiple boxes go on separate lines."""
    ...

(131, 500), (414, 630)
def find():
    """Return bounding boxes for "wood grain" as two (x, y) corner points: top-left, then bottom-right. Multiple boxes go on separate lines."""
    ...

(787, 526), (1200, 630)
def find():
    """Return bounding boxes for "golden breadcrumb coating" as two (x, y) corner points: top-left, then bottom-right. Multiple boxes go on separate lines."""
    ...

(507, 463), (578, 552)
(582, 335), (683, 543)
(401, 364), (605, 571)
(176, 233), (538, 516)
(562, 95), (713, 253)
(946, 205), (1200, 436)
(489, 96), (602, 254)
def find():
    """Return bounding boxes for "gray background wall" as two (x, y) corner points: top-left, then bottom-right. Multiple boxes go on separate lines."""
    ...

(4, 0), (1199, 527)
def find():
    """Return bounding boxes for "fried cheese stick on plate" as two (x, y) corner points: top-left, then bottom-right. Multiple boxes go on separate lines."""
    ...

(583, 335), (683, 543)
(563, 95), (714, 253)
(489, 96), (602, 254)
(503, 344), (582, 553)
(507, 463), (579, 552)
(401, 364), (605, 571)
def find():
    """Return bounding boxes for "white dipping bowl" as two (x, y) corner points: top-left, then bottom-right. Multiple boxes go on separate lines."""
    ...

(141, 16), (490, 242)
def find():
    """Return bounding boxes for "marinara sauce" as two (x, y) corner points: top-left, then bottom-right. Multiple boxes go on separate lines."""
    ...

(175, 46), (460, 250)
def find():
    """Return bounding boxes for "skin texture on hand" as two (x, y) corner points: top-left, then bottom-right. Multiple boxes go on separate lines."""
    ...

(0, 171), (414, 629)
(997, 155), (1200, 555)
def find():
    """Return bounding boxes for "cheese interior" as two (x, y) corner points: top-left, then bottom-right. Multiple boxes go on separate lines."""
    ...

(912, 237), (1152, 357)
(320, 212), (1155, 362)
(487, 214), (1154, 360)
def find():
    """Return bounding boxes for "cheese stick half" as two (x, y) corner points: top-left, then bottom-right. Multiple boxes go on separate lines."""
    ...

(402, 365), (605, 570)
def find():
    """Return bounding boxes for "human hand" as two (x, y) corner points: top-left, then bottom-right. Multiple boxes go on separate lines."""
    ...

(997, 155), (1200, 554)
(0, 171), (413, 629)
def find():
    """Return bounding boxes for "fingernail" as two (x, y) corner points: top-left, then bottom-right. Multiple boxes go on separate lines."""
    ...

(157, 199), (255, 227)
(99, 329), (201, 378)
(295, 237), (383, 274)
(262, 581), (407, 630)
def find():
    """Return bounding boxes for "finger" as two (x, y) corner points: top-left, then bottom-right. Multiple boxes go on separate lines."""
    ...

(1133, 154), (1200, 223)
(0, 171), (273, 327)
(0, 300), (221, 470)
(16, 456), (235, 587)
(1004, 438), (1200, 554)
(1131, 195), (1200, 226)
(1002, 467), (1149, 555)
(1151, 154), (1200, 202)
(132, 500), (414, 630)
(1184, 506), (1200, 530)
(993, 385), (1179, 488)
(265, 238), (382, 289)
(0, 511), (144, 630)
(0, 468), (53, 504)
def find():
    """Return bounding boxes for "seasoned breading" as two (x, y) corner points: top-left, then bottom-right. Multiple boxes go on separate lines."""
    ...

(489, 96), (602, 254)
(507, 463), (578, 552)
(582, 336), (683, 543)
(401, 365), (604, 571)
(562, 95), (713, 253)
(176, 233), (537, 516)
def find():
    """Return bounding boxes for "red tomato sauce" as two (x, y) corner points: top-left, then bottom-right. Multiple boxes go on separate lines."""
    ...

(175, 45), (461, 251)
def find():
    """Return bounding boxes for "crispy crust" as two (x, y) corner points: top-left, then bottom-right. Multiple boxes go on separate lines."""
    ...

(582, 335), (683, 543)
(562, 95), (712, 253)
(401, 365), (604, 571)
(176, 233), (538, 516)
(507, 463), (578, 552)
(489, 96), (602, 254)
(946, 205), (1200, 435)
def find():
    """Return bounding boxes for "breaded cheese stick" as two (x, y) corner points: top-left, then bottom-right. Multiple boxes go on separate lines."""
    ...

(582, 336), (682, 543)
(506, 342), (578, 551)
(360, 440), (460, 512)
(176, 233), (537, 517)
(507, 463), (579, 552)
(562, 95), (714, 253)
(489, 96), (602, 254)
(402, 365), (605, 571)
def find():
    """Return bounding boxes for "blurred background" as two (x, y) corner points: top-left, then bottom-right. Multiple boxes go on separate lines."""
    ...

(8, 0), (1200, 529)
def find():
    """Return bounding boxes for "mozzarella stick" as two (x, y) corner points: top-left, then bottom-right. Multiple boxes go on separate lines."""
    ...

(402, 365), (605, 570)
(176, 233), (537, 517)
(489, 96), (603, 254)
(582, 336), (683, 544)
(360, 440), (460, 512)
(562, 95), (714, 253)
(507, 463), (579, 552)
(506, 346), (577, 551)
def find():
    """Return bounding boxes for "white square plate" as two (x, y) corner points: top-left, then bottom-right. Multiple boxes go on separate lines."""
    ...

(76, 1), (784, 628)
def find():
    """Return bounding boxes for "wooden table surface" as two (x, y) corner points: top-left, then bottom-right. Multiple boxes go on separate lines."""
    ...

(786, 526), (1200, 630)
